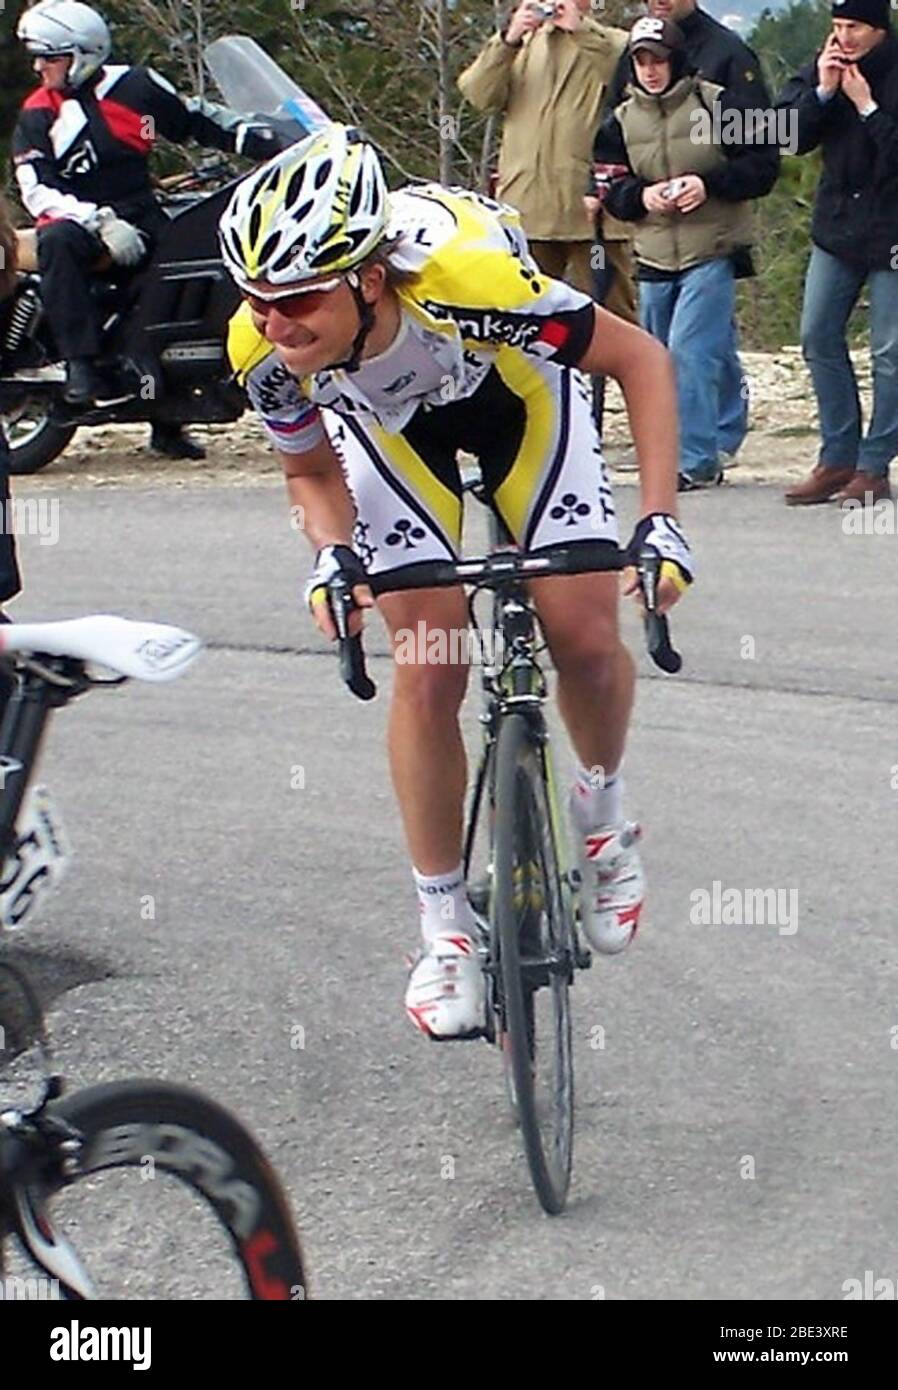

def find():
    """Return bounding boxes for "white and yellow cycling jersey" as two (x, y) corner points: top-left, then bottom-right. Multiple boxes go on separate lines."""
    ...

(228, 183), (617, 578)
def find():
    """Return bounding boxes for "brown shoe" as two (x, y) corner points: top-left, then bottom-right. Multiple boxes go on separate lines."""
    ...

(835, 472), (892, 506)
(784, 465), (857, 506)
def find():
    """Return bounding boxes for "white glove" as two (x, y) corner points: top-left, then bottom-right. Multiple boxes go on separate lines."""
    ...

(93, 209), (146, 267)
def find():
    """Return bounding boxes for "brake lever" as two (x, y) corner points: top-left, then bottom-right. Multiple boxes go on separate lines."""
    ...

(330, 575), (376, 701)
(637, 548), (682, 674)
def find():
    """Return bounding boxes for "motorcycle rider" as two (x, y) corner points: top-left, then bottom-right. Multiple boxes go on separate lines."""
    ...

(12, 0), (278, 457)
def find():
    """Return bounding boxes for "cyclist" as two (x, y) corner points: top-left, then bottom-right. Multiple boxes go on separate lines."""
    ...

(12, 0), (278, 454)
(220, 125), (694, 1040)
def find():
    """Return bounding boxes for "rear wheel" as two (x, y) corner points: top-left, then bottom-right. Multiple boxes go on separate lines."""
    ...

(493, 712), (574, 1215)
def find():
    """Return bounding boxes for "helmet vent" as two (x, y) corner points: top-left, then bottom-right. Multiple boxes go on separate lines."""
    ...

(248, 204), (262, 249)
(285, 167), (306, 209)
(314, 159), (333, 190)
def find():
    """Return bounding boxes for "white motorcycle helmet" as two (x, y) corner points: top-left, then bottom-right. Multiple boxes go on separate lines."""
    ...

(18, 0), (112, 89)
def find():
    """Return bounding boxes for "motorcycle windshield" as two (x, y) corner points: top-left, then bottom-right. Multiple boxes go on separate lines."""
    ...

(204, 35), (330, 139)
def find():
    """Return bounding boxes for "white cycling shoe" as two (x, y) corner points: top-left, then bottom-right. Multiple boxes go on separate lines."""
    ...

(404, 932), (486, 1040)
(576, 822), (645, 955)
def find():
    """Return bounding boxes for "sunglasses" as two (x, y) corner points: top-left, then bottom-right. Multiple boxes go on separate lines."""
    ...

(243, 278), (344, 317)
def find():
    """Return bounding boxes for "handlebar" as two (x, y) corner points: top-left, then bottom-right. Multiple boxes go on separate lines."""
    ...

(325, 541), (682, 701)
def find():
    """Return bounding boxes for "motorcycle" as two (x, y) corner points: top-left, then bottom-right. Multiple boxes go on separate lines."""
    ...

(0, 37), (329, 476)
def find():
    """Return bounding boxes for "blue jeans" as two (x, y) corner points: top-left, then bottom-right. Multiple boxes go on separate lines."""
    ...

(640, 257), (738, 481)
(801, 244), (898, 477)
(719, 319), (748, 456)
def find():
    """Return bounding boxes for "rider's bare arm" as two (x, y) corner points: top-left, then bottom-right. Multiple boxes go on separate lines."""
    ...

(577, 306), (679, 518)
(279, 436), (357, 552)
(280, 438), (374, 640)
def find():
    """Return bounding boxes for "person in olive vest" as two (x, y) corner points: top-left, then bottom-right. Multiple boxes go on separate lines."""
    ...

(595, 17), (779, 489)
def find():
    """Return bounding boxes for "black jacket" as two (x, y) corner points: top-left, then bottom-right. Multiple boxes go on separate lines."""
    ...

(607, 7), (770, 109)
(12, 64), (245, 226)
(774, 31), (898, 270)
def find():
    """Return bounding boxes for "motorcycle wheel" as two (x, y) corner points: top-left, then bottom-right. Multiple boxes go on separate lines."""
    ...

(1, 393), (76, 475)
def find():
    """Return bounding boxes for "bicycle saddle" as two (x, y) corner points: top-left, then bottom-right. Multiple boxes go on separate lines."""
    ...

(0, 615), (202, 682)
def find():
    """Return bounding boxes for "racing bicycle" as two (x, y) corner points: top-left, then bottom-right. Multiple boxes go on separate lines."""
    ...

(324, 500), (681, 1215)
(0, 616), (307, 1298)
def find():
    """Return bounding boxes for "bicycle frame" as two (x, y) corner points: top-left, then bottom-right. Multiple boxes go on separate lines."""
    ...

(462, 507), (581, 969)
(0, 657), (92, 869)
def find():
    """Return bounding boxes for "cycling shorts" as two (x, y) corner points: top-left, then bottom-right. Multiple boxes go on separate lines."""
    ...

(323, 353), (617, 588)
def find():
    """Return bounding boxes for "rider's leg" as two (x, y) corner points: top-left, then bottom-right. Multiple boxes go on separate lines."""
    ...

(531, 572), (642, 955)
(377, 586), (485, 1037)
(37, 221), (104, 360)
(531, 571), (633, 782)
(377, 586), (471, 876)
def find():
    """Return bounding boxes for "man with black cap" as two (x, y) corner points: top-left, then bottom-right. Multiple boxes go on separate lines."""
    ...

(778, 2), (898, 507)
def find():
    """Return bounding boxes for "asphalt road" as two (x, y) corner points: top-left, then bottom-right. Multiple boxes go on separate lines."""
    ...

(2, 473), (897, 1300)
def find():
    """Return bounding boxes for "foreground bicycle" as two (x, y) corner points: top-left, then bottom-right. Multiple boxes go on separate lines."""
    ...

(0, 616), (306, 1297)
(324, 503), (681, 1215)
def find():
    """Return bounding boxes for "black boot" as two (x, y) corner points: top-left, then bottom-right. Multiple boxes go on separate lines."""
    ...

(63, 358), (104, 406)
(150, 424), (206, 460)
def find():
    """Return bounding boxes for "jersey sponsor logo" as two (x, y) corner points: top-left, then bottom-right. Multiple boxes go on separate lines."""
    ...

(382, 370), (417, 396)
(61, 139), (98, 180)
(252, 357), (302, 415)
(419, 300), (543, 350)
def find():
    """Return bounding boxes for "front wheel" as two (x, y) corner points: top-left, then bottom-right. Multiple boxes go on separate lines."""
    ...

(493, 712), (574, 1215)
(2, 393), (76, 474)
(10, 1080), (307, 1299)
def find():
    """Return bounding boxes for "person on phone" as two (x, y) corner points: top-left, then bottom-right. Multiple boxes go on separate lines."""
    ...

(595, 17), (778, 490)
(458, 2), (633, 319)
(777, 1), (898, 507)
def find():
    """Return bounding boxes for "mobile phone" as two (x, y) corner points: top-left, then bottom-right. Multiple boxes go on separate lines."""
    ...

(662, 178), (686, 200)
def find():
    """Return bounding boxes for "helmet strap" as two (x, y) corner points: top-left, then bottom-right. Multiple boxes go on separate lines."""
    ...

(335, 269), (376, 374)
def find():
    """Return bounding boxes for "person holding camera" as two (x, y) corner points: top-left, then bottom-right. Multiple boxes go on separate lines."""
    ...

(458, 1), (634, 321)
(777, 2), (898, 507)
(595, 17), (778, 490)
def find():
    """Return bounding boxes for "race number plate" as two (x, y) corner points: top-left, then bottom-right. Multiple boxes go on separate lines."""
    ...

(0, 786), (72, 931)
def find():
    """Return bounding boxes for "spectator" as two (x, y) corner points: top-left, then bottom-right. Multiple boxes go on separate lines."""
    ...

(607, 0), (770, 107)
(0, 195), (24, 637)
(777, 2), (898, 507)
(458, 1), (634, 322)
(607, 1), (771, 466)
(596, 17), (779, 489)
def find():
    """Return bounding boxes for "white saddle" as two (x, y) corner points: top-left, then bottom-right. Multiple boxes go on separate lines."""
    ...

(0, 615), (202, 682)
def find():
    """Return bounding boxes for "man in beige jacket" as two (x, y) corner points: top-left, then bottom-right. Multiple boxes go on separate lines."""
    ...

(458, 0), (635, 323)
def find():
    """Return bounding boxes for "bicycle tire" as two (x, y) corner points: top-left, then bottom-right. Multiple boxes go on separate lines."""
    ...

(493, 713), (574, 1215)
(15, 1079), (307, 1300)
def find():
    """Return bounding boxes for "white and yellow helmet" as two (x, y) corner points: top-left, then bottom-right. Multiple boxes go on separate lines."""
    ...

(218, 124), (389, 294)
